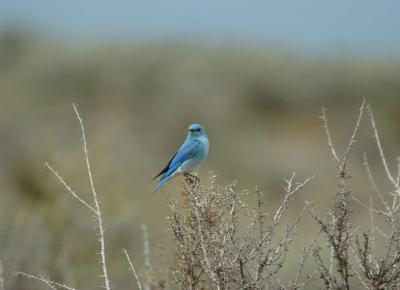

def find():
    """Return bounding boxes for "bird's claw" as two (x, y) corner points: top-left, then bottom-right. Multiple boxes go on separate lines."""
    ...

(184, 174), (200, 185)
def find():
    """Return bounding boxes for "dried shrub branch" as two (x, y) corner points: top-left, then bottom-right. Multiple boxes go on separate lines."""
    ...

(16, 272), (77, 290)
(351, 104), (400, 290)
(168, 174), (313, 289)
(0, 260), (4, 290)
(123, 248), (144, 290)
(13, 100), (400, 290)
(312, 99), (366, 290)
(17, 104), (111, 290)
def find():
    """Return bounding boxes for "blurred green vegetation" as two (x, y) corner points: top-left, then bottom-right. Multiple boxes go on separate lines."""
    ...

(1, 29), (400, 289)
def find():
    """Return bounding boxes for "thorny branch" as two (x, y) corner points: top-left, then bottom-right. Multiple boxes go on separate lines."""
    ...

(313, 100), (366, 290)
(18, 104), (111, 290)
(16, 272), (77, 290)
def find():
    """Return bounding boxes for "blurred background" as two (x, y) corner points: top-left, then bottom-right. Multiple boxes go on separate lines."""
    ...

(1, 1), (400, 289)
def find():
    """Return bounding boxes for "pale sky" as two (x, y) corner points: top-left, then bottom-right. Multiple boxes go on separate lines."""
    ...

(1, 0), (400, 55)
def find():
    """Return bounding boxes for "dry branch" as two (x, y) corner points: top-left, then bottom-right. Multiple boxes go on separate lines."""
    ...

(313, 100), (366, 290)
(123, 249), (144, 290)
(168, 174), (313, 289)
(16, 272), (77, 290)
(18, 104), (111, 290)
(0, 260), (4, 290)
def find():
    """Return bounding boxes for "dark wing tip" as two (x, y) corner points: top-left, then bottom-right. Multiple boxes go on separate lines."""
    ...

(152, 152), (178, 181)
(152, 170), (164, 181)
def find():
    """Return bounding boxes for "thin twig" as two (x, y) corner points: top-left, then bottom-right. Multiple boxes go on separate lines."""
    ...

(341, 98), (366, 170)
(141, 224), (152, 272)
(369, 198), (375, 263)
(29, 104), (111, 290)
(17, 272), (77, 290)
(42, 276), (59, 290)
(363, 153), (392, 214)
(273, 174), (314, 225)
(328, 212), (334, 277)
(367, 104), (400, 218)
(320, 107), (341, 167)
(72, 103), (111, 290)
(188, 189), (222, 289)
(375, 227), (389, 239)
(352, 195), (389, 216)
(367, 104), (397, 188)
(45, 162), (97, 214)
(123, 249), (143, 290)
(0, 260), (4, 290)
(141, 224), (152, 290)
(317, 101), (366, 290)
(395, 156), (400, 187)
(351, 256), (372, 290)
(321, 100), (365, 174)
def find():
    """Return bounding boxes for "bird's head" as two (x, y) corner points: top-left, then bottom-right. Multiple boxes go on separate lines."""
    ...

(188, 123), (206, 138)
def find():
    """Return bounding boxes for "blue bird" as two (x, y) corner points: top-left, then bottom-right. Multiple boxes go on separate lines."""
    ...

(153, 124), (209, 192)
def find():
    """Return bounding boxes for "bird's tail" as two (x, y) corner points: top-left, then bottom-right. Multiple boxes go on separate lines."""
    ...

(153, 177), (169, 192)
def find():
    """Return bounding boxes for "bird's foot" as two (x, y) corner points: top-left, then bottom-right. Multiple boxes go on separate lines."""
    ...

(184, 173), (200, 185)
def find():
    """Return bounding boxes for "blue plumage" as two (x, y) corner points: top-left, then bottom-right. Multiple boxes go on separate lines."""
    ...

(153, 124), (209, 192)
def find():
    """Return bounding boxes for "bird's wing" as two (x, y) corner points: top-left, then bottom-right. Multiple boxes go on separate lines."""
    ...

(157, 139), (201, 180)
(152, 152), (177, 180)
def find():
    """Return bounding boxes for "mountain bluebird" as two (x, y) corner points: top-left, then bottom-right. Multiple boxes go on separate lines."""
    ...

(153, 123), (209, 192)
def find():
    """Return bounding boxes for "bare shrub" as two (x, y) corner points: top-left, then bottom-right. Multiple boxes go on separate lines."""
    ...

(167, 174), (314, 289)
(311, 100), (366, 290)
(13, 100), (400, 290)
(351, 104), (400, 290)
(312, 100), (400, 290)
